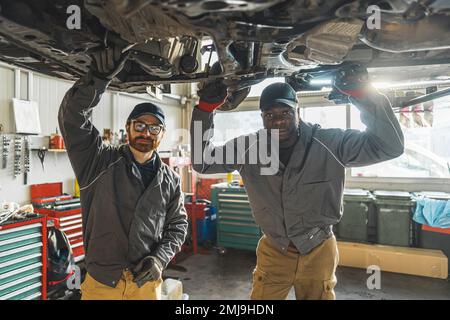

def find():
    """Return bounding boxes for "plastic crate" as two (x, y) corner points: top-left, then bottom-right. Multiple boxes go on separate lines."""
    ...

(419, 225), (450, 273)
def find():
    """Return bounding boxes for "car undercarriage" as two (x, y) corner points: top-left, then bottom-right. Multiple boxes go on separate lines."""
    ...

(0, 0), (449, 97)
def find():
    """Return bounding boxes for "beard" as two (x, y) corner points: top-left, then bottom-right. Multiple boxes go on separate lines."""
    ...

(129, 135), (161, 153)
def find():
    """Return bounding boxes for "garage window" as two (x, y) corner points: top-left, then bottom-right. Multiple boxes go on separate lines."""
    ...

(350, 95), (450, 178)
(211, 110), (263, 144)
(211, 102), (348, 144)
(303, 105), (346, 129)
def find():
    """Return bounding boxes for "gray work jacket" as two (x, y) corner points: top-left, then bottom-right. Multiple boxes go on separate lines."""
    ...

(190, 91), (404, 255)
(58, 73), (188, 287)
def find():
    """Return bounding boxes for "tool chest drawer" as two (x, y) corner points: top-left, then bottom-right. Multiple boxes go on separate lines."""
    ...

(212, 184), (262, 251)
(51, 216), (85, 263)
(217, 221), (261, 235)
(0, 218), (47, 300)
(217, 233), (261, 251)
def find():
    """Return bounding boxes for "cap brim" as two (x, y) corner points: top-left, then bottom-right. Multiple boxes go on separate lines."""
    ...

(132, 112), (165, 126)
(261, 98), (297, 110)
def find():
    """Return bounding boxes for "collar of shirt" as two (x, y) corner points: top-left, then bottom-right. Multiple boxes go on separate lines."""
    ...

(133, 152), (156, 166)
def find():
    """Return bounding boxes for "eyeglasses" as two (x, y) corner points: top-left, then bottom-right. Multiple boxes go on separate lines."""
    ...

(262, 110), (295, 121)
(132, 120), (164, 135)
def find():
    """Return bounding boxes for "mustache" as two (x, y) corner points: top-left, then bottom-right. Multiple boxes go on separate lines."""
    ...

(135, 137), (154, 142)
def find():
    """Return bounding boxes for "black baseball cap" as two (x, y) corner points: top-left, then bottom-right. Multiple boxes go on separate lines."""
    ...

(259, 82), (298, 111)
(127, 102), (165, 127)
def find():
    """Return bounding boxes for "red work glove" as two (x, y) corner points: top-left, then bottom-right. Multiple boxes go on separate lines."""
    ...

(197, 79), (228, 112)
(197, 62), (228, 112)
(333, 64), (371, 99)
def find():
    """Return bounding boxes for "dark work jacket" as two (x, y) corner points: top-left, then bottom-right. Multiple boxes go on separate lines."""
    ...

(58, 72), (188, 287)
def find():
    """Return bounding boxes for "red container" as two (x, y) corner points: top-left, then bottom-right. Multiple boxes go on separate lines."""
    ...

(31, 182), (64, 199)
(196, 178), (222, 200)
(422, 224), (450, 235)
(50, 134), (65, 150)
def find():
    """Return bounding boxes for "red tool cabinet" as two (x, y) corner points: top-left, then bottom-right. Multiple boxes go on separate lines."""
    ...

(31, 183), (85, 262)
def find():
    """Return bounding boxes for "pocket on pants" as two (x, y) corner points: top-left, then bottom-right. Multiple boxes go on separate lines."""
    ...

(321, 278), (337, 300)
(251, 269), (267, 300)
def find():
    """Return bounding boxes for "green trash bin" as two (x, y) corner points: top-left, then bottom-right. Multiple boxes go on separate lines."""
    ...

(336, 189), (376, 243)
(374, 190), (415, 247)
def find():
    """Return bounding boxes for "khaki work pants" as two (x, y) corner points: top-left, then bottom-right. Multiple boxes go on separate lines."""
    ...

(251, 235), (339, 300)
(81, 270), (162, 300)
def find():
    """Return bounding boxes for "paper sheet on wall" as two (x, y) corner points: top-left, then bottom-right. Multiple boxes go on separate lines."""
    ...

(12, 98), (41, 134)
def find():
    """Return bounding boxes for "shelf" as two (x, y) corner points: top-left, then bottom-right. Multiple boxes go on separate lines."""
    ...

(31, 148), (66, 153)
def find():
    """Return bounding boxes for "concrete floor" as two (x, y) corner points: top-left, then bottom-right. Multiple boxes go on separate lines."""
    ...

(164, 248), (450, 300)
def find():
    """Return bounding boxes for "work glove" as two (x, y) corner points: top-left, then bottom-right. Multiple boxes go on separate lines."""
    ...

(197, 62), (228, 112)
(89, 44), (130, 80)
(330, 64), (372, 102)
(132, 255), (163, 288)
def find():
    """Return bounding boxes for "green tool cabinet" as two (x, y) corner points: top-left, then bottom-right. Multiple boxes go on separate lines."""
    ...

(211, 183), (261, 251)
(0, 217), (47, 300)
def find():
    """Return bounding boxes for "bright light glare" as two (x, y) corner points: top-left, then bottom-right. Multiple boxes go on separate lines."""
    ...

(248, 77), (285, 97)
(310, 79), (332, 85)
(373, 79), (450, 89)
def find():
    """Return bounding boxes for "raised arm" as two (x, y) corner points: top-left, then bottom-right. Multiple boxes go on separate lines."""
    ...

(315, 64), (404, 167)
(58, 45), (129, 188)
(316, 91), (404, 167)
(190, 76), (249, 174)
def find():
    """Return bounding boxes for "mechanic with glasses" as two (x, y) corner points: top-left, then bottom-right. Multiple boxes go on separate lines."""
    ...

(191, 63), (404, 300)
(58, 44), (188, 300)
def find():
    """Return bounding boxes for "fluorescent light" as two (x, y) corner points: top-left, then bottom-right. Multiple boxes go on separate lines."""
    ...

(373, 79), (450, 89)
(310, 79), (332, 85)
(309, 79), (450, 90)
